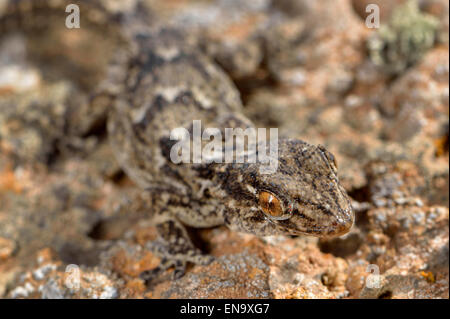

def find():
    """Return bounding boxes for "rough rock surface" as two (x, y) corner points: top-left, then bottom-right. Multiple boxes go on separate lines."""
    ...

(0, 0), (448, 299)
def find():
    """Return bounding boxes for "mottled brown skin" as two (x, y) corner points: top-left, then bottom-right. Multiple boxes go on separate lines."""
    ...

(1, 0), (354, 284)
(213, 141), (354, 238)
(107, 27), (354, 282)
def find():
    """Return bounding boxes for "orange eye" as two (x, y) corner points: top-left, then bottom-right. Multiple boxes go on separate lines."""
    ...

(259, 191), (284, 217)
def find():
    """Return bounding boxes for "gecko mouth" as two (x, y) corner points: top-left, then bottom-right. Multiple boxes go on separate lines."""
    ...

(284, 223), (352, 238)
(275, 205), (354, 238)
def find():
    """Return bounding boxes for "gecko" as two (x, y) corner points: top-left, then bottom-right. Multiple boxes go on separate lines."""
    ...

(0, 0), (354, 284)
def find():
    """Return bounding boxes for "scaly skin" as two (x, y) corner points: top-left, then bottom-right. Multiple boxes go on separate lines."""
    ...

(1, 0), (354, 284)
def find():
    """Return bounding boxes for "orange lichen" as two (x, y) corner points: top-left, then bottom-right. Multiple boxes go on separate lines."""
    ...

(218, 14), (263, 41)
(248, 266), (265, 280)
(0, 87), (15, 96)
(0, 163), (23, 193)
(0, 237), (16, 261)
(420, 271), (435, 283)
(134, 226), (158, 245)
(36, 248), (59, 265)
(111, 249), (160, 278)
(123, 279), (146, 298)
(283, 287), (309, 299)
(434, 134), (449, 157)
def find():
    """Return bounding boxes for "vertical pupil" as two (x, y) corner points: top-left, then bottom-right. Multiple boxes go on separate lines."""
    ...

(268, 195), (274, 212)
(260, 192), (283, 217)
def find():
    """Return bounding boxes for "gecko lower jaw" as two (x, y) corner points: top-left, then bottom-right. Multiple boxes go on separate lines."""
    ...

(325, 221), (353, 237)
(282, 221), (353, 238)
(292, 209), (354, 238)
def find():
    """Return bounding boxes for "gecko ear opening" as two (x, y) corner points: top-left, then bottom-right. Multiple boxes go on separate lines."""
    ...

(318, 145), (338, 171)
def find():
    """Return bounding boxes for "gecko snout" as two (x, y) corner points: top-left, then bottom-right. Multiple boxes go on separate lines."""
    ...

(324, 207), (354, 237)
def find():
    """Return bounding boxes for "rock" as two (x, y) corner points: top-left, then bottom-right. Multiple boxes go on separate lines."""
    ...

(351, 0), (407, 22)
(0, 237), (16, 260)
(0, 0), (448, 299)
(7, 248), (119, 299)
(366, 0), (440, 76)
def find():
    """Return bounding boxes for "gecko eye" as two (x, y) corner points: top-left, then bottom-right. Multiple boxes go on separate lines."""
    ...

(259, 191), (285, 218)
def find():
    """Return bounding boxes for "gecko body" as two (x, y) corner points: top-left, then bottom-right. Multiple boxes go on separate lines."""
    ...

(0, 0), (354, 282)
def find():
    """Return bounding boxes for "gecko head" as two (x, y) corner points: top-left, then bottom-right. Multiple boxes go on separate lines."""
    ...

(235, 139), (354, 238)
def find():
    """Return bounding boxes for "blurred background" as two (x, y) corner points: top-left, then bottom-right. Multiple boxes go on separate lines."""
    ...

(0, 0), (448, 298)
